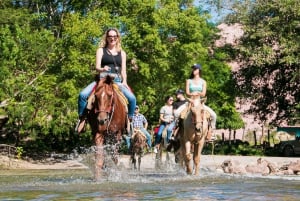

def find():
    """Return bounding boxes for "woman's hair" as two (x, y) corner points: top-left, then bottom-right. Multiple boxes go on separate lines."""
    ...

(189, 68), (202, 79)
(99, 28), (122, 51)
(164, 95), (173, 103)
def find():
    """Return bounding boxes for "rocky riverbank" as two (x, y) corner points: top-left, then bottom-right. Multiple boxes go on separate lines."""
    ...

(1, 154), (299, 176)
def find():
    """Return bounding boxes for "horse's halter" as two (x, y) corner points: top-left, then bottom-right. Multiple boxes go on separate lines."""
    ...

(94, 85), (115, 128)
(191, 104), (205, 134)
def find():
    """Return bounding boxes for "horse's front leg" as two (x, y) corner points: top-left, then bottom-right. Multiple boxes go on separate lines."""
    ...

(138, 153), (141, 171)
(112, 130), (122, 165)
(94, 132), (105, 180)
(193, 143), (201, 175)
(131, 153), (137, 170)
(184, 140), (193, 174)
(193, 139), (205, 175)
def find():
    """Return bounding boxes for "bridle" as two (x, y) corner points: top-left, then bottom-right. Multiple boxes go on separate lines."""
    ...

(191, 105), (205, 134)
(94, 84), (115, 130)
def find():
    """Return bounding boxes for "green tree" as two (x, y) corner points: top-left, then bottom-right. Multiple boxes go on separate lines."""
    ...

(226, 0), (300, 125)
(0, 0), (243, 152)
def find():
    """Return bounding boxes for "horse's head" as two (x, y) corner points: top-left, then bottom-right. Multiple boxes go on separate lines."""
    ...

(94, 81), (114, 127)
(132, 129), (146, 150)
(190, 98), (207, 134)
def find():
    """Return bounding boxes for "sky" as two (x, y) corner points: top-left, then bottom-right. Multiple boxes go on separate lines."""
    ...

(194, 0), (233, 23)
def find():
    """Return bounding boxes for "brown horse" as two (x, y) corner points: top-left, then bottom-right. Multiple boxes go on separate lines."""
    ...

(88, 75), (127, 179)
(181, 98), (211, 175)
(130, 129), (147, 171)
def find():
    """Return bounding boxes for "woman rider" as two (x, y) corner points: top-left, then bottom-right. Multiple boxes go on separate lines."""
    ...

(185, 63), (217, 140)
(76, 28), (136, 133)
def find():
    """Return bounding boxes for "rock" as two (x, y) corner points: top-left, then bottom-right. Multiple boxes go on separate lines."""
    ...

(245, 158), (279, 175)
(287, 160), (300, 174)
(221, 159), (246, 174)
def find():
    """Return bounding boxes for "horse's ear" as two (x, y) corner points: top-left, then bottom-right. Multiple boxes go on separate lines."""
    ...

(104, 75), (113, 84)
(94, 74), (100, 82)
(201, 97), (207, 104)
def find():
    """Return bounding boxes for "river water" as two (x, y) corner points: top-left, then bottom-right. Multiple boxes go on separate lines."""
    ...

(1, 160), (299, 201)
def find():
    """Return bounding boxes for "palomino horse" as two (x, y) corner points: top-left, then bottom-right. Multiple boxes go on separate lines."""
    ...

(181, 98), (211, 175)
(87, 75), (127, 179)
(130, 129), (147, 171)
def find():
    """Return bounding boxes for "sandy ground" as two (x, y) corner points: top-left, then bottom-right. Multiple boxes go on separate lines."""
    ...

(1, 154), (299, 172)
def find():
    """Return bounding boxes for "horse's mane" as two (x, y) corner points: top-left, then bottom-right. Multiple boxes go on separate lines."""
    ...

(103, 75), (113, 85)
(95, 75), (113, 92)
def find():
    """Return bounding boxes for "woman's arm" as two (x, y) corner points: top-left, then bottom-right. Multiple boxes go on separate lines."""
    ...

(121, 50), (128, 86)
(185, 79), (192, 96)
(159, 113), (165, 122)
(200, 80), (207, 97)
(185, 79), (207, 97)
(95, 48), (110, 72)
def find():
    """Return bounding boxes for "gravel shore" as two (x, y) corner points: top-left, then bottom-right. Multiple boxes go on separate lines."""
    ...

(119, 153), (300, 172)
(1, 154), (299, 172)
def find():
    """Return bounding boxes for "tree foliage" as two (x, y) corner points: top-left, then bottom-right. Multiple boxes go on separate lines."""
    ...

(226, 0), (300, 125)
(0, 0), (243, 151)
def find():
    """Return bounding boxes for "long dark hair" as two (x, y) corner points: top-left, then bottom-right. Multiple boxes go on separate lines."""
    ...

(189, 68), (202, 79)
(164, 95), (173, 103)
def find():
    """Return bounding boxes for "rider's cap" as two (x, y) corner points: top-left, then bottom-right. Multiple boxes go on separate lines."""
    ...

(192, 63), (202, 70)
(135, 105), (139, 109)
(175, 89), (184, 95)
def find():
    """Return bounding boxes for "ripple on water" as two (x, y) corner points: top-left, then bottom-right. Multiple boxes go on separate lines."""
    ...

(1, 150), (300, 200)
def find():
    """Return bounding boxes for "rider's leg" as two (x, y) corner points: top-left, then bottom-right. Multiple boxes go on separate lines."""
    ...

(123, 135), (131, 152)
(174, 103), (188, 118)
(203, 105), (216, 129)
(203, 105), (217, 140)
(78, 81), (96, 116)
(154, 123), (166, 153)
(140, 127), (152, 148)
(116, 83), (136, 119)
(76, 81), (96, 133)
(167, 121), (176, 143)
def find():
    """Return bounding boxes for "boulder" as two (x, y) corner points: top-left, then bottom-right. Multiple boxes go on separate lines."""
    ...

(245, 158), (272, 175)
(221, 159), (246, 174)
(287, 160), (300, 174)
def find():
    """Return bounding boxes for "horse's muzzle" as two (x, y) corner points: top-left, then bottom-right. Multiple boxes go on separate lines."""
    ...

(98, 119), (105, 125)
(195, 127), (202, 133)
(98, 117), (108, 125)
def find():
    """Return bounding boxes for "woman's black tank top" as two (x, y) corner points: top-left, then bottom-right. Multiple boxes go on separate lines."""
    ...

(101, 48), (122, 74)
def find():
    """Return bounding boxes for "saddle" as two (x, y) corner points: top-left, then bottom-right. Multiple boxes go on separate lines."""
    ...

(179, 102), (212, 122)
(86, 82), (128, 113)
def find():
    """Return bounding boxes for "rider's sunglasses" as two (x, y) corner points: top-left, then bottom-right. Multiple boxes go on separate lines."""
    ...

(107, 35), (118, 39)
